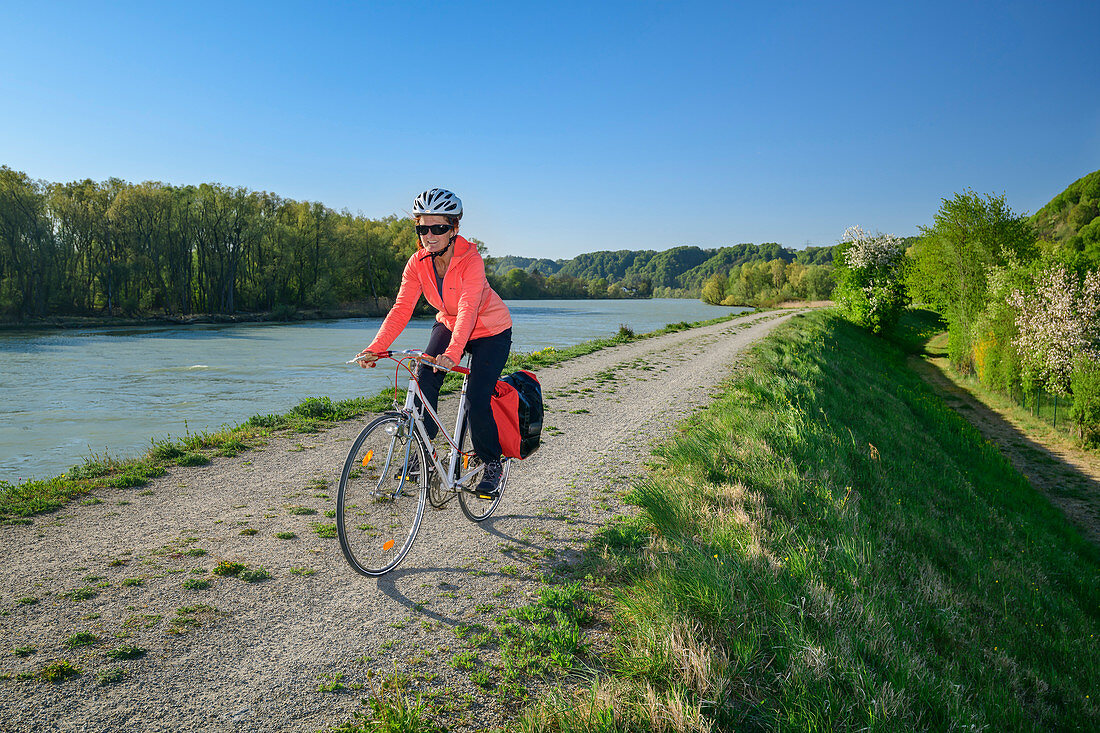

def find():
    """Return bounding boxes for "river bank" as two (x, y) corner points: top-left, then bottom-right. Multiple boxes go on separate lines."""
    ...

(0, 302), (393, 332)
(0, 297), (832, 334)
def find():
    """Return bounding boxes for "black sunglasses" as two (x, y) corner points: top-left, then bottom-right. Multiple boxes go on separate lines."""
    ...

(415, 224), (453, 236)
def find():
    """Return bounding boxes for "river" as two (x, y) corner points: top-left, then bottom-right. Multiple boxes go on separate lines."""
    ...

(0, 299), (748, 482)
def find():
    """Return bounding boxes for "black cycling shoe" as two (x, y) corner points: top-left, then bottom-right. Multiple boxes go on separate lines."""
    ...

(473, 460), (503, 499)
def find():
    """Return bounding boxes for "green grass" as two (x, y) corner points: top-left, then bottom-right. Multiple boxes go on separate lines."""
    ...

(317, 672), (349, 693)
(313, 522), (337, 538)
(105, 645), (146, 660)
(65, 587), (96, 601)
(97, 667), (127, 685)
(450, 650), (479, 670)
(519, 310), (1100, 731)
(38, 659), (81, 682)
(63, 632), (99, 648)
(238, 566), (271, 582)
(1, 311), (750, 524)
(496, 583), (590, 682)
(332, 689), (445, 733)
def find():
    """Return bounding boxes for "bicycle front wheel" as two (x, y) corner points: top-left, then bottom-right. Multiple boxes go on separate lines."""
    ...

(456, 421), (510, 523)
(337, 414), (428, 576)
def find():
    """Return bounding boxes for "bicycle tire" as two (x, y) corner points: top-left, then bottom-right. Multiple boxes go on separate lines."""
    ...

(456, 421), (509, 522)
(337, 414), (428, 576)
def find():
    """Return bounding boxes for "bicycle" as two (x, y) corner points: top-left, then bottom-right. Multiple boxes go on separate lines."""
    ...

(336, 349), (511, 576)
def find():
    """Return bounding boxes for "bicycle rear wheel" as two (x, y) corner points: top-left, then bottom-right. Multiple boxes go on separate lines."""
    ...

(337, 414), (428, 576)
(456, 421), (509, 522)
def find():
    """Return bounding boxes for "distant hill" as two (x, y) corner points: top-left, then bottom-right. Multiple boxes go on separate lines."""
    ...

(485, 256), (565, 277)
(1030, 169), (1100, 264)
(489, 242), (839, 292)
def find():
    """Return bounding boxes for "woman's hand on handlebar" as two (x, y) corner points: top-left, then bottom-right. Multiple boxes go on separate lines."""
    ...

(424, 354), (455, 372)
(354, 350), (379, 368)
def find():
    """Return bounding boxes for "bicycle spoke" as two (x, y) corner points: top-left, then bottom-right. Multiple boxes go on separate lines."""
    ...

(457, 421), (509, 522)
(337, 415), (427, 575)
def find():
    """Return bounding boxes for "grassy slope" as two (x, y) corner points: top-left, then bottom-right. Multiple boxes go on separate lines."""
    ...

(0, 315), (739, 523)
(522, 310), (1100, 731)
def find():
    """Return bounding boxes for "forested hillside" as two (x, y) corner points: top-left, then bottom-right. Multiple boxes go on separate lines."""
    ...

(1030, 170), (1100, 271)
(485, 256), (564, 277)
(488, 241), (840, 303)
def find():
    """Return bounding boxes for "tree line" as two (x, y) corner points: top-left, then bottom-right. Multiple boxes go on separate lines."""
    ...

(0, 166), (418, 320)
(1, 165), (839, 321)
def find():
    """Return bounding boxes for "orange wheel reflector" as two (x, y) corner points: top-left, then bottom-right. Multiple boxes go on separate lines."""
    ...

(361, 450), (373, 467)
(463, 455), (469, 469)
(383, 539), (395, 551)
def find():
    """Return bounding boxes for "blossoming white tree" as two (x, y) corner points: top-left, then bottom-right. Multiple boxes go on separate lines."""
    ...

(834, 226), (909, 334)
(1009, 264), (1100, 396)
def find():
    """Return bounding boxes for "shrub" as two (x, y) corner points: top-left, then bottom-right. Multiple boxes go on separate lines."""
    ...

(834, 226), (909, 334)
(269, 303), (297, 321)
(1010, 264), (1100, 396)
(1071, 357), (1100, 445)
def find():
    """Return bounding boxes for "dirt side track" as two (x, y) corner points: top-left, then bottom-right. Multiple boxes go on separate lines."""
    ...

(0, 310), (797, 732)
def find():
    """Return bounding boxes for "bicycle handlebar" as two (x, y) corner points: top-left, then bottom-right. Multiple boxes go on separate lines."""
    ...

(347, 349), (470, 375)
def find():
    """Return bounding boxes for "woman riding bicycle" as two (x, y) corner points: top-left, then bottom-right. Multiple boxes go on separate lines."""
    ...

(355, 188), (512, 497)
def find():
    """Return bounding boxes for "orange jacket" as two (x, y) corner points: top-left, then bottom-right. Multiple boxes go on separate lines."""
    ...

(366, 235), (512, 364)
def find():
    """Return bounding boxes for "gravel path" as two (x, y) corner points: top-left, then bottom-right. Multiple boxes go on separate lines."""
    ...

(0, 309), (798, 732)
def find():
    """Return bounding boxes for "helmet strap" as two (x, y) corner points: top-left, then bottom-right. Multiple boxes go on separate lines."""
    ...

(428, 239), (453, 259)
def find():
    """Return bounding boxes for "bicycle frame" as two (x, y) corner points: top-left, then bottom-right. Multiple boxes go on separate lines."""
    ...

(387, 350), (486, 492)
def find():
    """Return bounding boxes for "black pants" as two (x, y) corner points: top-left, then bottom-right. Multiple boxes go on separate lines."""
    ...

(415, 323), (512, 464)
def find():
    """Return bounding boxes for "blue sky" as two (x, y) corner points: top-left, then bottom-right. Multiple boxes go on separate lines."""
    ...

(2, 0), (1098, 259)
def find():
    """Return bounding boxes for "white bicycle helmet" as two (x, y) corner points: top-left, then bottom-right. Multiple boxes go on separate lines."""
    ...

(412, 188), (462, 220)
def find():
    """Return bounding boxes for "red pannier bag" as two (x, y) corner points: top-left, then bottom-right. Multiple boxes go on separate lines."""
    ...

(490, 370), (543, 459)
